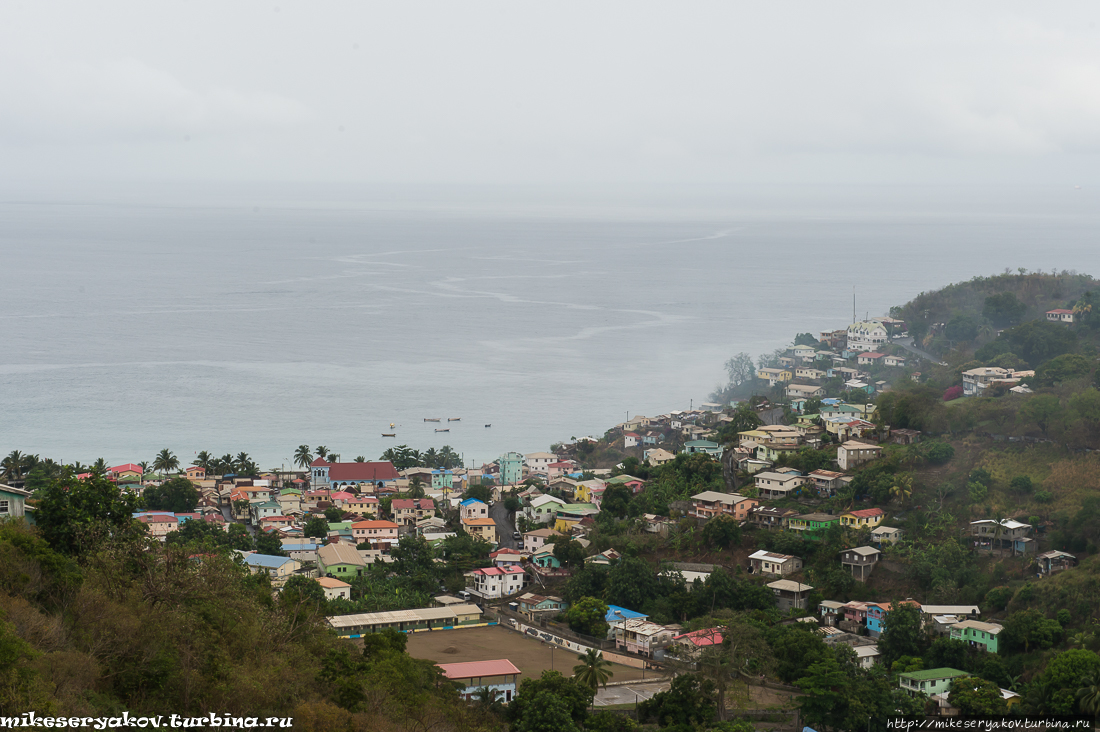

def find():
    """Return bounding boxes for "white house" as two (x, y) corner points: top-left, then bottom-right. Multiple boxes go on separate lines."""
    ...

(522, 527), (565, 553)
(317, 577), (352, 601)
(524, 494), (568, 524)
(440, 660), (521, 703)
(524, 452), (558, 473)
(1046, 309), (1075, 323)
(837, 441), (883, 471)
(846, 321), (889, 352)
(460, 498), (490, 520)
(466, 566), (526, 599)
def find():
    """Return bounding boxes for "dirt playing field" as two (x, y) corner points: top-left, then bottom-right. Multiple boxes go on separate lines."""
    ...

(404, 624), (649, 683)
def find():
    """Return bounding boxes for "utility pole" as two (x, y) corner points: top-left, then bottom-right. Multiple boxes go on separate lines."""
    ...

(853, 287), (856, 324)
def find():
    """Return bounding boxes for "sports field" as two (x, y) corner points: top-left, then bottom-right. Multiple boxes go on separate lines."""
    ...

(404, 624), (649, 683)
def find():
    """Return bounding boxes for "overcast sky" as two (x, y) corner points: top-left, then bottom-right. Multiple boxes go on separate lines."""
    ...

(3, 2), (1099, 187)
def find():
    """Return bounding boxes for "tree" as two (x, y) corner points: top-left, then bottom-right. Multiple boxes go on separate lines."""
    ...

(1019, 394), (1061, 436)
(723, 352), (756, 387)
(1035, 650), (1100, 715)
(507, 671), (593, 731)
(605, 557), (658, 611)
(1, 450), (25, 481)
(572, 648), (614, 691)
(315, 446), (329, 460)
(303, 516), (329, 539)
(143, 476), (199, 513)
(408, 476), (426, 499)
(767, 624), (834, 684)
(638, 673), (718, 728)
(294, 445), (313, 469)
(255, 531), (287, 556)
(701, 514), (741, 549)
(1003, 609), (1061, 653)
(565, 597), (609, 638)
(464, 484), (493, 505)
(34, 470), (144, 556)
(1033, 353), (1092, 387)
(982, 292), (1027, 328)
(227, 523), (254, 550)
(1077, 672), (1100, 720)
(153, 448), (180, 475)
(924, 441), (955, 465)
(585, 711), (639, 732)
(794, 332), (819, 347)
(324, 506), (345, 523)
(946, 315), (979, 342)
(600, 485), (632, 519)
(553, 539), (586, 569)
(694, 618), (774, 719)
(282, 575), (326, 604)
(192, 451), (213, 471)
(878, 604), (925, 666)
(165, 518), (231, 548)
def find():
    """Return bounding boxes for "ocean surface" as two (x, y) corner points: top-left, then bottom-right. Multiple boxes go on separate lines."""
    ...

(2, 183), (1098, 469)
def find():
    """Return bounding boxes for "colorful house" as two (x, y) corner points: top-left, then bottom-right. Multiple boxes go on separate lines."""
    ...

(949, 620), (1002, 654)
(840, 508), (885, 529)
(899, 668), (968, 698)
(0, 484), (32, 520)
(787, 513), (839, 539)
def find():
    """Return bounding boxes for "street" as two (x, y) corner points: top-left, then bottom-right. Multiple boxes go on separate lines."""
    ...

(594, 680), (669, 706)
(893, 336), (946, 366)
(489, 498), (518, 549)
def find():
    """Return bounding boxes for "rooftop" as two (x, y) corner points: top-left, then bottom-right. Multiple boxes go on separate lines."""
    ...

(899, 668), (968, 682)
(439, 659), (521, 680)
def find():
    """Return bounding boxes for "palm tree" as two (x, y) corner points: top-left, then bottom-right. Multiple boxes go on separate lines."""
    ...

(153, 448), (179, 475)
(889, 473), (913, 505)
(316, 446), (329, 460)
(409, 476), (426, 499)
(92, 458), (108, 475)
(193, 451), (213, 470)
(1, 450), (23, 481)
(218, 454), (235, 474)
(138, 461), (150, 477)
(473, 686), (503, 713)
(1078, 672), (1100, 719)
(294, 445), (313, 469)
(354, 456), (366, 462)
(572, 648), (614, 691)
(327, 453), (340, 463)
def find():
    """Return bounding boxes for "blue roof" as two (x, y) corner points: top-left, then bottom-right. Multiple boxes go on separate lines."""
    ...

(242, 553), (294, 568)
(821, 398), (842, 405)
(460, 498), (487, 506)
(605, 605), (647, 623)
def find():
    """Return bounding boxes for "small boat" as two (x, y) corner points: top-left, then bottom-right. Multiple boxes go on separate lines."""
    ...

(485, 424), (491, 428)
(435, 428), (450, 433)
(448, 417), (461, 422)
(424, 418), (441, 422)
(389, 422), (395, 428)
(382, 433), (396, 437)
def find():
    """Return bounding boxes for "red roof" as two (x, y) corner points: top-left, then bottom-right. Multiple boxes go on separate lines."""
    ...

(674, 627), (724, 647)
(860, 352), (885, 359)
(392, 498), (435, 510)
(473, 565), (524, 576)
(439, 659), (521, 680)
(1047, 309), (1074, 314)
(110, 463), (144, 475)
(352, 520), (398, 530)
(314, 459), (399, 482)
(847, 508), (885, 518)
(137, 514), (178, 524)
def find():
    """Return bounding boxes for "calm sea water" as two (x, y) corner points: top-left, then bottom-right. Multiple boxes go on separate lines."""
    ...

(2, 184), (1097, 469)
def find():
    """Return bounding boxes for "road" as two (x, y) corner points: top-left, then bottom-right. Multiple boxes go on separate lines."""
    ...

(490, 499), (518, 549)
(893, 336), (946, 366)
(594, 680), (669, 706)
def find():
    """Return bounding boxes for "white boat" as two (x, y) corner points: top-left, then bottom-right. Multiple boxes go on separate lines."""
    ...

(435, 428), (450, 433)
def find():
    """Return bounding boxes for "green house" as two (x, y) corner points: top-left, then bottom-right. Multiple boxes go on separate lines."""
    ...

(899, 668), (968, 697)
(787, 513), (839, 539)
(949, 620), (1002, 654)
(0, 484), (32, 523)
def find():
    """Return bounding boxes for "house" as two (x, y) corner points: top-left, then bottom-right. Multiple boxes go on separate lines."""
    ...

(524, 494), (568, 524)
(757, 367), (793, 386)
(615, 618), (675, 658)
(309, 458), (399, 491)
(1046, 309), (1075, 323)
(242, 553), (301, 586)
(871, 526), (904, 545)
(352, 520), (399, 550)
(0, 484), (32, 520)
(682, 440), (722, 457)
(883, 355), (907, 368)
(317, 577), (352, 601)
(767, 580), (813, 611)
(645, 448), (676, 467)
(840, 508), (885, 530)
(531, 548), (562, 571)
(623, 433), (640, 448)
(440, 660), (521, 703)
(524, 452), (558, 473)
(950, 620), (1003, 654)
(391, 498), (436, 526)
(961, 366), (1011, 396)
(856, 352), (885, 366)
(807, 469), (849, 498)
(328, 603), (483, 637)
(890, 428), (922, 445)
(852, 645), (881, 669)
(183, 466), (205, 481)
(585, 549), (622, 567)
(430, 469), (454, 491)
(795, 367), (828, 380)
(463, 517), (498, 545)
(668, 628), (724, 661)
(818, 600), (846, 626)
(606, 605), (648, 636)
(249, 501), (283, 524)
(282, 542), (321, 563)
(498, 452), (524, 485)
(785, 383), (826, 399)
(837, 441), (883, 471)
(108, 463), (145, 482)
(136, 513), (179, 540)
(337, 494), (381, 517)
(748, 550), (803, 577)
(750, 506), (799, 530)
(899, 668), (968, 698)
(466, 566), (525, 599)
(847, 321), (889, 352)
(605, 474), (646, 494)
(1037, 550), (1076, 575)
(490, 549), (524, 567)
(517, 592), (568, 618)
(969, 519), (1034, 554)
(840, 546), (881, 581)
(317, 542), (367, 579)
(460, 498), (490, 520)
(575, 479), (610, 503)
(787, 513), (839, 539)
(553, 504), (600, 534)
(690, 491), (758, 521)
(522, 527), (565, 553)
(754, 472), (806, 500)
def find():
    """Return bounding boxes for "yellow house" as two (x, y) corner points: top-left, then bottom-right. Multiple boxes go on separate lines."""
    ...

(840, 508), (885, 529)
(757, 367), (793, 385)
(574, 480), (605, 504)
(555, 516), (581, 533)
(463, 517), (498, 545)
(340, 496), (380, 517)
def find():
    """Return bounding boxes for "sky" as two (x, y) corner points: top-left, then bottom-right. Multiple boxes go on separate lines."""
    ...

(2, 2), (1100, 188)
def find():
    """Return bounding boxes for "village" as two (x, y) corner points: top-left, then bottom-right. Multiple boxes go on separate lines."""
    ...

(6, 302), (1088, 725)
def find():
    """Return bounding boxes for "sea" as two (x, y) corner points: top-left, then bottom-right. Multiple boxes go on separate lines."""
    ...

(2, 182), (1098, 470)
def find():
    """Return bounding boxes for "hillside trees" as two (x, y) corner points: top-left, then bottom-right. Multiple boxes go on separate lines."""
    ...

(143, 476), (199, 513)
(35, 471), (144, 556)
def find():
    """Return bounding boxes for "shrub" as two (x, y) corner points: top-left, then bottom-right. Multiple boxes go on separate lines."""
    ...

(943, 386), (963, 402)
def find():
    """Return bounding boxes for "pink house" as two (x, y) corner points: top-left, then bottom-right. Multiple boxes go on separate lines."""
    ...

(260, 515), (293, 529)
(137, 513), (178, 540)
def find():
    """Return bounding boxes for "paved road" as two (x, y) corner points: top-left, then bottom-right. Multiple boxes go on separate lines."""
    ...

(594, 680), (669, 706)
(490, 499), (518, 549)
(894, 336), (946, 366)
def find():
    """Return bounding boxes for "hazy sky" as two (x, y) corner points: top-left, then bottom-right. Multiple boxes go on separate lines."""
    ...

(3, 2), (1100, 186)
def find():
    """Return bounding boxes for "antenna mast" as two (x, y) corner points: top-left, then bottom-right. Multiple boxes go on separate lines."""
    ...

(853, 287), (856, 324)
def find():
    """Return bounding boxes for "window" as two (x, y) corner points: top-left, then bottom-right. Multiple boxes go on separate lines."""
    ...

(0, 500), (8, 514)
